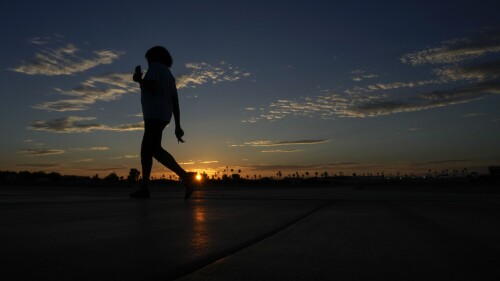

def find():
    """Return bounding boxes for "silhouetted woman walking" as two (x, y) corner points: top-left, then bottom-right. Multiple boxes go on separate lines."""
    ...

(130, 46), (196, 199)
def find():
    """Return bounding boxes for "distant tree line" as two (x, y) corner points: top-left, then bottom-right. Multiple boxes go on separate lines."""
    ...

(0, 170), (64, 181)
(1, 166), (497, 187)
(0, 170), (134, 184)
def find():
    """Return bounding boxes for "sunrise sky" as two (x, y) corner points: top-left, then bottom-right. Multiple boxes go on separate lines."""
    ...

(1, 0), (500, 178)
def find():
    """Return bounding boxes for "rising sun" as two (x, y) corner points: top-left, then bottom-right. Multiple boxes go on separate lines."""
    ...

(195, 174), (202, 181)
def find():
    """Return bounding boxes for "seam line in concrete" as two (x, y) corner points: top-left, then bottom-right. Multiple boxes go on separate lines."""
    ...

(165, 199), (333, 281)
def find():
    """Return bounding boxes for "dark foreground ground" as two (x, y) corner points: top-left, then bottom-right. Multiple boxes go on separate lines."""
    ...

(1, 184), (499, 281)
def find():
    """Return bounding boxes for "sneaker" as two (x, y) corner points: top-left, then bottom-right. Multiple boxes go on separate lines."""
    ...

(130, 188), (150, 199)
(182, 172), (197, 200)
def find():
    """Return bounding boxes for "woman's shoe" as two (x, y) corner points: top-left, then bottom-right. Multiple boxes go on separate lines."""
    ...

(182, 172), (197, 200)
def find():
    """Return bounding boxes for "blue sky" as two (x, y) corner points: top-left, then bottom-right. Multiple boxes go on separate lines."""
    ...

(1, 0), (500, 178)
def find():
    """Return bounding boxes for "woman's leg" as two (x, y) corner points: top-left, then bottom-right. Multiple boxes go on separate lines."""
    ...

(140, 120), (162, 188)
(136, 120), (195, 199)
(150, 122), (188, 179)
(142, 120), (188, 184)
(154, 147), (188, 179)
(131, 120), (160, 197)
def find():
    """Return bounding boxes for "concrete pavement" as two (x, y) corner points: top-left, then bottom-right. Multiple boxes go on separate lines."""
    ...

(1, 185), (499, 280)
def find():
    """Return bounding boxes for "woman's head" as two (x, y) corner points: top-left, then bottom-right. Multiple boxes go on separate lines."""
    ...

(145, 46), (173, 67)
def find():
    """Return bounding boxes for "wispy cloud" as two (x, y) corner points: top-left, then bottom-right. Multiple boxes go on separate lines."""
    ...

(361, 79), (445, 91)
(179, 160), (219, 165)
(73, 159), (94, 163)
(435, 60), (500, 81)
(177, 61), (250, 88)
(344, 57), (500, 118)
(401, 28), (500, 65)
(412, 159), (471, 166)
(69, 146), (110, 151)
(10, 37), (124, 76)
(261, 149), (302, 153)
(243, 95), (349, 122)
(16, 163), (59, 168)
(89, 146), (110, 151)
(351, 70), (378, 81)
(200, 160), (219, 164)
(345, 79), (500, 118)
(461, 113), (485, 118)
(427, 159), (470, 164)
(242, 162), (363, 172)
(85, 166), (128, 172)
(29, 34), (65, 45)
(34, 61), (250, 112)
(243, 139), (329, 147)
(110, 155), (138, 160)
(29, 116), (143, 133)
(246, 29), (500, 121)
(243, 94), (351, 122)
(247, 85), (494, 120)
(33, 73), (136, 112)
(18, 148), (65, 157)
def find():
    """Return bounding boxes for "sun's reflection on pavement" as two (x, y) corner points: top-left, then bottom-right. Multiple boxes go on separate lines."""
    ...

(191, 202), (209, 252)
